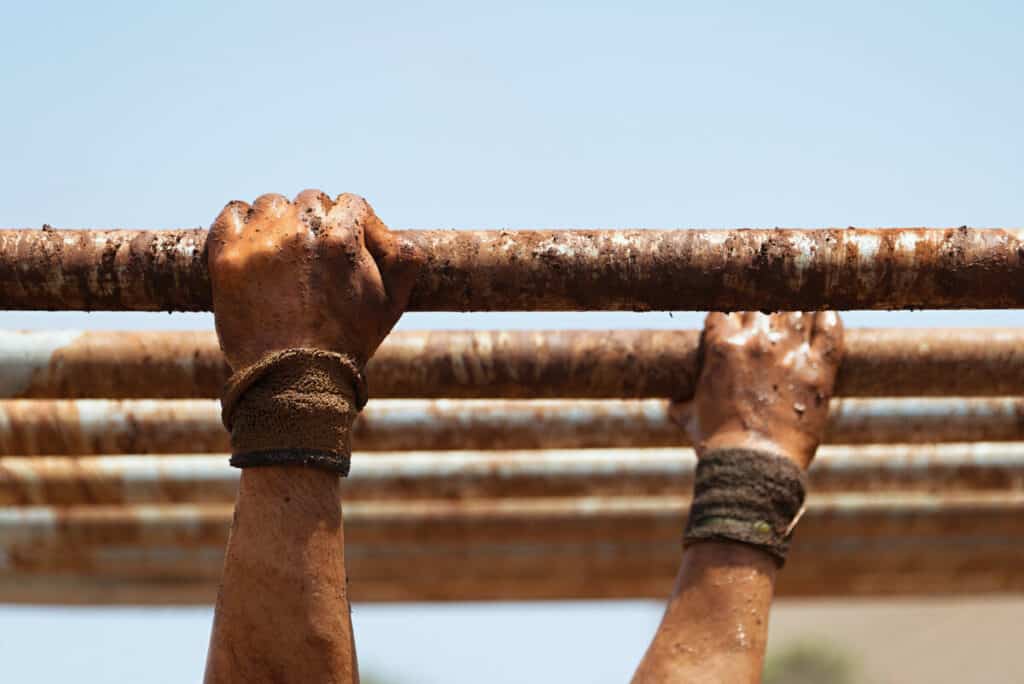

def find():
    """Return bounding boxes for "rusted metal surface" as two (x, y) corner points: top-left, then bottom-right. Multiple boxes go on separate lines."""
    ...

(0, 228), (209, 311)
(2, 549), (1023, 604)
(0, 331), (224, 399)
(4, 328), (1024, 399)
(1, 493), (1022, 601)
(1, 443), (1022, 505)
(0, 400), (227, 455)
(4, 398), (1024, 455)
(3, 493), (1022, 550)
(2, 227), (1023, 311)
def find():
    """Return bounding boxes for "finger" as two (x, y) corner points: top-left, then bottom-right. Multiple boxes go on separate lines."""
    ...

(294, 189), (331, 235)
(250, 192), (290, 220)
(811, 311), (844, 358)
(359, 200), (425, 310)
(703, 312), (732, 336)
(778, 311), (811, 341)
(747, 311), (772, 336)
(329, 193), (373, 246)
(799, 311), (816, 342)
(208, 200), (250, 259)
(702, 313), (740, 352)
(666, 400), (693, 430)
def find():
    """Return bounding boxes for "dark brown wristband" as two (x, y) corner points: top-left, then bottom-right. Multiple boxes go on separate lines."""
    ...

(683, 448), (807, 567)
(230, 449), (351, 475)
(220, 348), (365, 475)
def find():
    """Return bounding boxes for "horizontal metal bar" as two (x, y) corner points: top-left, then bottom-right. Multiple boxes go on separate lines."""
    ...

(3, 550), (1023, 604)
(3, 398), (1024, 455)
(4, 328), (1022, 399)
(1, 227), (1022, 311)
(2, 493), (1022, 601)
(1, 443), (1021, 505)
(6, 494), (1021, 546)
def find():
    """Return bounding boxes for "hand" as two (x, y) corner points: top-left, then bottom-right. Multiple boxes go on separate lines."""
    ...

(671, 312), (843, 470)
(208, 190), (422, 370)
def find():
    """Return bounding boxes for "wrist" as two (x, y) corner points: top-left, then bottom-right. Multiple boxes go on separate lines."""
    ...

(223, 349), (363, 476)
(684, 448), (808, 566)
(683, 538), (779, 577)
(240, 466), (341, 498)
(237, 467), (342, 524)
(700, 431), (814, 470)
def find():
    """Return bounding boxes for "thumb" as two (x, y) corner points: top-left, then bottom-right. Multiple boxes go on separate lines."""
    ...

(666, 400), (693, 430)
(363, 213), (425, 314)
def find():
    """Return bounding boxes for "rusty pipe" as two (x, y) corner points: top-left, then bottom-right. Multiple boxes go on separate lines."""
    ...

(1, 493), (1022, 602)
(3, 328), (1023, 399)
(1, 443), (1022, 505)
(1, 227), (1023, 311)
(3, 493), (1021, 549)
(2, 541), (1023, 604)
(3, 397), (1024, 455)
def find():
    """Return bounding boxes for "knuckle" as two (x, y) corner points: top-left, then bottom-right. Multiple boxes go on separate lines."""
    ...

(333, 193), (375, 225)
(212, 251), (246, 275)
(252, 192), (290, 214)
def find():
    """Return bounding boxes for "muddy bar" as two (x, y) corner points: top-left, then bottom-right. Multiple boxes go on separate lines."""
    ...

(1, 227), (1022, 311)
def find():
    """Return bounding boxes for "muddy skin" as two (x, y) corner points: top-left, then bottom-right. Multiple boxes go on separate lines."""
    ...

(677, 311), (843, 469)
(207, 190), (423, 370)
(632, 312), (843, 684)
(203, 190), (421, 684)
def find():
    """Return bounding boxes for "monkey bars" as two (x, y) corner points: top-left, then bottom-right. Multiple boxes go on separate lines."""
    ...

(1, 227), (1023, 310)
(2, 224), (1024, 603)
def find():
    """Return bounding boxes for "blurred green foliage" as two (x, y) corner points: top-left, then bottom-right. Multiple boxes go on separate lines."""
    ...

(764, 639), (860, 684)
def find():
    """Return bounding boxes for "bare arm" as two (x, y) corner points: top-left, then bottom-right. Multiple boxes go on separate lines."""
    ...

(632, 311), (843, 683)
(205, 469), (358, 681)
(203, 191), (421, 684)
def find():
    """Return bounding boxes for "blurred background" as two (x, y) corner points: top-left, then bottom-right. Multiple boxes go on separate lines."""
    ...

(1, 1), (1022, 681)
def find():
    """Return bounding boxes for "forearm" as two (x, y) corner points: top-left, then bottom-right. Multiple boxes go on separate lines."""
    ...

(204, 467), (358, 684)
(631, 541), (777, 684)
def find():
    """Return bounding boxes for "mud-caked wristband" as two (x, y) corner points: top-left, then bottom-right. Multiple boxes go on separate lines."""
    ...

(221, 348), (366, 475)
(683, 448), (807, 566)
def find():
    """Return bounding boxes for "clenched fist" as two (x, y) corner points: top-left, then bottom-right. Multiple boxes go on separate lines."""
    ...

(208, 190), (422, 370)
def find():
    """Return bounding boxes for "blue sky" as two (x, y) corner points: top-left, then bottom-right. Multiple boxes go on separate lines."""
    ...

(1, 1), (1022, 681)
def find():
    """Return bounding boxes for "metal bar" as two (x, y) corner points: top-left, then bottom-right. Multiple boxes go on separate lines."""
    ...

(1, 227), (1022, 311)
(2, 493), (1022, 600)
(5, 494), (1021, 548)
(3, 398), (1024, 456)
(3, 328), (1023, 399)
(1, 443), (1022, 505)
(2, 550), (1023, 604)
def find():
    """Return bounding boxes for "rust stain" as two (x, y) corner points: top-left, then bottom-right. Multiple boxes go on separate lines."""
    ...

(2, 398), (1024, 455)
(5, 328), (1024, 399)
(0, 494), (1021, 592)
(1, 227), (1023, 311)
(0, 443), (1022, 505)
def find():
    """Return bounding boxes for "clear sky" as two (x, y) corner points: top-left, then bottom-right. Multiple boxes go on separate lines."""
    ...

(0, 1), (1022, 681)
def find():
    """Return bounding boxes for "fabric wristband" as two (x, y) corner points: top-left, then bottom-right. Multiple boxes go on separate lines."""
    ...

(683, 448), (808, 567)
(220, 348), (366, 475)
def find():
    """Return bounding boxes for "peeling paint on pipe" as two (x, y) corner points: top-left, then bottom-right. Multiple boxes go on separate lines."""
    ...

(2, 328), (1022, 399)
(2, 227), (1023, 310)
(2, 398), (1024, 455)
(1, 443), (1022, 505)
